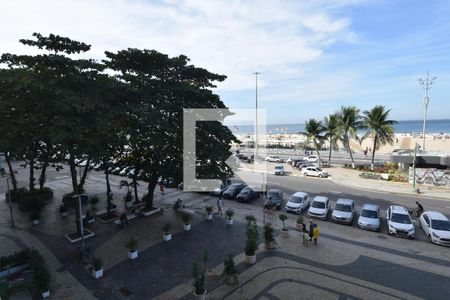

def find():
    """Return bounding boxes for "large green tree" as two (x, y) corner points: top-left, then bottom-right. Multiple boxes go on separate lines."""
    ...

(104, 49), (237, 210)
(362, 105), (397, 170)
(337, 106), (362, 169)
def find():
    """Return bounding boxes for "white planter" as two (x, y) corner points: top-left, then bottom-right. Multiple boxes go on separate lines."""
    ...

(163, 233), (172, 241)
(207, 214), (213, 221)
(184, 224), (191, 231)
(92, 268), (103, 279)
(245, 254), (256, 265)
(125, 202), (133, 208)
(227, 219), (234, 225)
(41, 290), (50, 298)
(281, 229), (289, 238)
(142, 207), (161, 217)
(128, 250), (138, 260)
(193, 289), (207, 300)
(32, 219), (40, 226)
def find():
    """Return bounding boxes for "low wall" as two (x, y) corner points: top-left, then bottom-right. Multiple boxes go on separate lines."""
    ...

(408, 167), (450, 187)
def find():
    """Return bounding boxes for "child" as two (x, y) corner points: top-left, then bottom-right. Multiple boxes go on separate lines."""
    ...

(302, 228), (309, 247)
(313, 225), (320, 246)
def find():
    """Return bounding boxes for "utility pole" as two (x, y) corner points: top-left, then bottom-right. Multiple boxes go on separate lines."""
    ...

(418, 71), (437, 150)
(412, 143), (419, 192)
(254, 72), (260, 162)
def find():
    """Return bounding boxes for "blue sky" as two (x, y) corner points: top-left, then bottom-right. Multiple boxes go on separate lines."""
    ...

(1, 0), (449, 124)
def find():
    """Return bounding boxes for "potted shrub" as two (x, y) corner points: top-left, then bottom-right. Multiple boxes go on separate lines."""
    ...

(225, 208), (234, 225)
(221, 254), (238, 285)
(59, 204), (68, 218)
(279, 214), (289, 238)
(205, 206), (213, 221)
(30, 209), (40, 226)
(192, 251), (208, 300)
(296, 215), (304, 230)
(90, 256), (103, 279)
(162, 222), (172, 241)
(126, 237), (138, 260)
(124, 191), (133, 208)
(32, 254), (51, 298)
(181, 212), (192, 231)
(90, 195), (99, 210)
(244, 219), (259, 265)
(264, 223), (277, 250)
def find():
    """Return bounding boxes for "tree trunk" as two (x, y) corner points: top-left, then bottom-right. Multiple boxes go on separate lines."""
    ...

(4, 152), (17, 192)
(133, 175), (139, 203)
(328, 137), (333, 165)
(38, 162), (48, 190)
(371, 135), (377, 171)
(29, 158), (35, 192)
(346, 132), (355, 169)
(77, 158), (90, 192)
(103, 159), (112, 216)
(315, 145), (321, 168)
(145, 175), (158, 210)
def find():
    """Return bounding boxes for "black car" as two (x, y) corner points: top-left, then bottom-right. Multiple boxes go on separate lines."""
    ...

(223, 183), (246, 199)
(264, 189), (283, 210)
(291, 158), (304, 166)
(209, 180), (232, 196)
(236, 186), (260, 203)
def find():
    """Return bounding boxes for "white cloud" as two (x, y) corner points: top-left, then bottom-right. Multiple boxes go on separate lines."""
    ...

(0, 0), (355, 90)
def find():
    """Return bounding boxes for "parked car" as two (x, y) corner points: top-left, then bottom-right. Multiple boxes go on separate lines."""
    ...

(304, 155), (320, 163)
(222, 183), (246, 199)
(290, 158), (304, 166)
(331, 198), (356, 225)
(264, 189), (283, 210)
(111, 166), (122, 175)
(285, 192), (310, 214)
(236, 186), (260, 203)
(273, 165), (285, 175)
(386, 205), (415, 239)
(210, 180), (232, 196)
(307, 196), (330, 220)
(302, 166), (328, 178)
(297, 162), (313, 170)
(119, 166), (132, 176)
(127, 168), (136, 178)
(419, 211), (450, 246)
(357, 204), (381, 231)
(265, 155), (282, 163)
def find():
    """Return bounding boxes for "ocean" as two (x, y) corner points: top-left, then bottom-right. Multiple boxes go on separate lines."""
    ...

(228, 119), (450, 135)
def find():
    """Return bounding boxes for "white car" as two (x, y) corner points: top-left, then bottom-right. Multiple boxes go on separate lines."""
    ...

(265, 155), (282, 163)
(386, 205), (415, 239)
(307, 196), (330, 220)
(285, 192), (310, 214)
(303, 166), (328, 178)
(304, 155), (320, 162)
(331, 198), (356, 225)
(419, 211), (450, 246)
(273, 165), (284, 175)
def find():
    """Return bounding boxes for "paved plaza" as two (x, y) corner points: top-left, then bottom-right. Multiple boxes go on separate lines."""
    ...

(1, 164), (450, 299)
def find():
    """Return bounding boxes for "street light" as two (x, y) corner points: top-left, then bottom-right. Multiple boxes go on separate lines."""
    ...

(418, 71), (437, 150)
(412, 143), (420, 192)
(73, 193), (88, 253)
(254, 72), (260, 162)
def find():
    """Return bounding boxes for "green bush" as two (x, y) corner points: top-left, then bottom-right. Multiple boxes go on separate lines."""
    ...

(63, 192), (88, 207)
(221, 254), (237, 279)
(279, 214), (288, 230)
(91, 256), (103, 271)
(264, 223), (275, 244)
(225, 209), (234, 220)
(205, 206), (213, 214)
(162, 222), (172, 234)
(181, 212), (192, 225)
(244, 220), (259, 256)
(126, 237), (138, 252)
(123, 191), (133, 203)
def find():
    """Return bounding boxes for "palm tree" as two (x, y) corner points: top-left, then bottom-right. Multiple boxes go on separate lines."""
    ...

(302, 119), (325, 166)
(337, 106), (362, 169)
(362, 105), (397, 170)
(323, 114), (339, 165)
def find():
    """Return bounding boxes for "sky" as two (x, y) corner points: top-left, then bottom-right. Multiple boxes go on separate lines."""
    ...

(1, 0), (449, 124)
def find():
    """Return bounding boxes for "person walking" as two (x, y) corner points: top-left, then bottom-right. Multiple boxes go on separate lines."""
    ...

(313, 224), (320, 246)
(217, 197), (224, 216)
(302, 227), (309, 247)
(308, 220), (315, 241)
(159, 182), (165, 194)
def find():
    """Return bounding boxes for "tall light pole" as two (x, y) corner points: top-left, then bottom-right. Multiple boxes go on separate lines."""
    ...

(254, 72), (260, 161)
(418, 71), (437, 150)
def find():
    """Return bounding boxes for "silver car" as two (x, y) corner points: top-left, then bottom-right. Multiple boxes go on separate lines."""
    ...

(357, 204), (381, 231)
(331, 198), (356, 225)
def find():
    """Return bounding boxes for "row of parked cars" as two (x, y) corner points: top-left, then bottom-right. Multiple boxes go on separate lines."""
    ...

(283, 192), (450, 246)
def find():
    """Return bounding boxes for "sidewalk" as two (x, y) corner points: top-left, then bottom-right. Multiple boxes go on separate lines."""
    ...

(327, 167), (450, 201)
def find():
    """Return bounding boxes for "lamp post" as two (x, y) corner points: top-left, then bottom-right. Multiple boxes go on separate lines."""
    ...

(412, 143), (420, 192)
(418, 71), (437, 150)
(73, 194), (87, 253)
(254, 72), (260, 161)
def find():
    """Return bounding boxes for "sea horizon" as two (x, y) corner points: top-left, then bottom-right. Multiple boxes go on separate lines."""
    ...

(228, 119), (450, 135)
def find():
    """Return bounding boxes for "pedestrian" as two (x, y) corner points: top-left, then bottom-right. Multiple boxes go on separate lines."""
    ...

(217, 197), (224, 215)
(308, 220), (315, 241)
(159, 182), (165, 194)
(313, 224), (320, 246)
(120, 212), (128, 228)
(302, 228), (309, 247)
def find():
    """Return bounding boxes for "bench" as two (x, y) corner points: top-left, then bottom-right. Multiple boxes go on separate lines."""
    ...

(114, 213), (138, 225)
